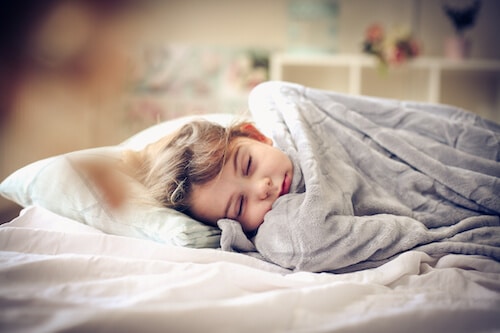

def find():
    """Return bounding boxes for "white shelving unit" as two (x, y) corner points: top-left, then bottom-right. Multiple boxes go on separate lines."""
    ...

(271, 53), (500, 123)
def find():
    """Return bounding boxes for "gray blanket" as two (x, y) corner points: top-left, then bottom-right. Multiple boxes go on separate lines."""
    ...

(219, 81), (500, 273)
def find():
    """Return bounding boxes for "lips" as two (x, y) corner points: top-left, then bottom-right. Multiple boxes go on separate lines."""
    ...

(279, 173), (291, 196)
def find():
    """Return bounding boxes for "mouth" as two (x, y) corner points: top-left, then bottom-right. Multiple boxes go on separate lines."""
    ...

(279, 173), (291, 196)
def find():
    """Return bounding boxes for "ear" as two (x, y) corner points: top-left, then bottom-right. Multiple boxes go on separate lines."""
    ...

(240, 123), (273, 145)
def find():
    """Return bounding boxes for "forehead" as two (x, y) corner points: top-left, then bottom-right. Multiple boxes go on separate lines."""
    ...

(189, 155), (234, 225)
(223, 137), (252, 168)
(229, 136), (259, 153)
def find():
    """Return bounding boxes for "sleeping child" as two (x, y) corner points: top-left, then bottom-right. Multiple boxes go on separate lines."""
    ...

(122, 81), (500, 273)
(124, 119), (294, 234)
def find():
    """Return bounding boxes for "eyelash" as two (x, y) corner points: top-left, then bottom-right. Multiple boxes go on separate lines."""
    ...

(245, 156), (252, 175)
(237, 196), (244, 217)
(237, 156), (251, 217)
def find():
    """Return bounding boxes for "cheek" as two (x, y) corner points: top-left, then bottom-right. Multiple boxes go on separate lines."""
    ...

(245, 201), (272, 230)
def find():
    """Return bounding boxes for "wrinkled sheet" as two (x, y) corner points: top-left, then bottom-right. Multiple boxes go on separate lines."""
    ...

(220, 81), (500, 273)
(1, 206), (500, 333)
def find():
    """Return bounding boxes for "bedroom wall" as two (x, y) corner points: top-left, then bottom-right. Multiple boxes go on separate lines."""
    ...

(1, 0), (499, 217)
(156, 0), (500, 59)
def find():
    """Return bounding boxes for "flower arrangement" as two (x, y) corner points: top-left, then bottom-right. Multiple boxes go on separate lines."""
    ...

(362, 23), (420, 71)
(443, 0), (481, 36)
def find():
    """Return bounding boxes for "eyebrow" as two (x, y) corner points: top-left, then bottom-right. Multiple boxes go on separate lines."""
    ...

(233, 145), (241, 175)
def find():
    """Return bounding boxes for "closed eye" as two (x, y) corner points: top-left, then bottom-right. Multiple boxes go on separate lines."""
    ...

(237, 196), (244, 217)
(245, 156), (252, 175)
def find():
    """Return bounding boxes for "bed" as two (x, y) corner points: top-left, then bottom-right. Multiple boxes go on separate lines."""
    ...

(1, 81), (499, 332)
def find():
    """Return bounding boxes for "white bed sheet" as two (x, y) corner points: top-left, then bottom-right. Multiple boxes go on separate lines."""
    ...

(1, 206), (499, 333)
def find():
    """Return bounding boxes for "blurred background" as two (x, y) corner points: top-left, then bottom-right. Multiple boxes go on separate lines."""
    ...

(1, 0), (499, 216)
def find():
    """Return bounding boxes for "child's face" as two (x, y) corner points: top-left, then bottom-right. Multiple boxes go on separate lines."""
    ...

(190, 136), (293, 232)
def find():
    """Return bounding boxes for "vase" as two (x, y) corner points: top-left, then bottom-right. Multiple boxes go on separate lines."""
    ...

(444, 35), (471, 60)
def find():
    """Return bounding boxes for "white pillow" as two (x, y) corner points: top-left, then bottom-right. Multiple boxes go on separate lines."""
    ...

(0, 114), (236, 248)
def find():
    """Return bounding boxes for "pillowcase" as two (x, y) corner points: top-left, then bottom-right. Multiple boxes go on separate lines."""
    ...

(0, 113), (236, 248)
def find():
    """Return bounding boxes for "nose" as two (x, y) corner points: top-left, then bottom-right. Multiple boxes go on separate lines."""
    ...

(255, 177), (272, 200)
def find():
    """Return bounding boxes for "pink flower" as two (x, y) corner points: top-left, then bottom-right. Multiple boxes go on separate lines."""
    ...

(365, 24), (384, 43)
(389, 47), (406, 65)
(363, 23), (421, 70)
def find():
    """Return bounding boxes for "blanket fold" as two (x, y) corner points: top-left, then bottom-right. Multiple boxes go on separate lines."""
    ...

(221, 81), (500, 273)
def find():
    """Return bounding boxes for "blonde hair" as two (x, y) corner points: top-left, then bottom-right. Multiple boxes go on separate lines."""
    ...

(123, 119), (256, 217)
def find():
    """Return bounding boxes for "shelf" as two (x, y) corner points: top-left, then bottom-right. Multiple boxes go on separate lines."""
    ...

(270, 53), (500, 123)
(272, 53), (500, 73)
